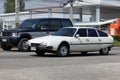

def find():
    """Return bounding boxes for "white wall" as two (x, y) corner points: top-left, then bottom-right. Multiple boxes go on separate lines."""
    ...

(101, 0), (120, 7)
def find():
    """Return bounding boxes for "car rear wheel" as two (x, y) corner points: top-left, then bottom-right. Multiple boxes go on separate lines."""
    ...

(1, 43), (13, 51)
(81, 52), (88, 55)
(57, 44), (69, 57)
(99, 47), (109, 55)
(35, 48), (45, 56)
(18, 38), (30, 52)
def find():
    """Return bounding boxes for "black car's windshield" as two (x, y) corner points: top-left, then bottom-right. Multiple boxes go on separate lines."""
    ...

(18, 19), (39, 29)
(52, 28), (76, 37)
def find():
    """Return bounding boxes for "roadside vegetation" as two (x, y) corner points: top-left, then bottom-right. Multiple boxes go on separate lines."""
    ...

(113, 36), (120, 46)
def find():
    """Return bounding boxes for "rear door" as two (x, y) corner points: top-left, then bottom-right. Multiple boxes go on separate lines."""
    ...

(97, 30), (109, 49)
(87, 29), (101, 51)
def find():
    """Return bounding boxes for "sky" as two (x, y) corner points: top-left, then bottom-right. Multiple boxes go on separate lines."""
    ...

(0, 0), (4, 13)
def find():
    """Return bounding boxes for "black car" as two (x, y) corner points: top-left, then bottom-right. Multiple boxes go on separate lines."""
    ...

(0, 18), (73, 51)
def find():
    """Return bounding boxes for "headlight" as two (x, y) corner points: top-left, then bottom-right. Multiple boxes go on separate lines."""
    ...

(40, 42), (48, 46)
(12, 32), (18, 37)
(26, 41), (31, 46)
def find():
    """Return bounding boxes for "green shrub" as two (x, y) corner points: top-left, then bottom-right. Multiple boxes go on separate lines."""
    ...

(112, 36), (120, 41)
(112, 36), (120, 46)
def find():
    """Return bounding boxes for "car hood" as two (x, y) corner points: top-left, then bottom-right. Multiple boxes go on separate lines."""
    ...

(28, 35), (71, 44)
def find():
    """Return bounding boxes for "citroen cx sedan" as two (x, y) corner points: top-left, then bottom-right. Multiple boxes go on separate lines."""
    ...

(27, 27), (114, 57)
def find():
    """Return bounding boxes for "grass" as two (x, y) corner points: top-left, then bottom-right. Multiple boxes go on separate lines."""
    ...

(114, 40), (120, 47)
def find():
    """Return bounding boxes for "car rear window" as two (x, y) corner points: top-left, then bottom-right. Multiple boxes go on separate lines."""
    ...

(97, 30), (108, 37)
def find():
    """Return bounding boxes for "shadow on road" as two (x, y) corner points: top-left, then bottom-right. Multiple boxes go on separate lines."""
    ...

(30, 53), (116, 58)
(3, 49), (117, 58)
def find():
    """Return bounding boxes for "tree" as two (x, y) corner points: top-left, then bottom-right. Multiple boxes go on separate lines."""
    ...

(4, 0), (25, 13)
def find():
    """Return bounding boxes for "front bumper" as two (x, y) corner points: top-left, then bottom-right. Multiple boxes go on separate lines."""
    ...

(29, 43), (53, 51)
(1, 37), (19, 46)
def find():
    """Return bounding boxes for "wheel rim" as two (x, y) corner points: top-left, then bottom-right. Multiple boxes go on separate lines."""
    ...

(102, 48), (108, 53)
(22, 40), (28, 50)
(60, 46), (68, 56)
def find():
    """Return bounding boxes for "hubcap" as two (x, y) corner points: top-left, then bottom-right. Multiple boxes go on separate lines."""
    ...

(60, 46), (68, 56)
(103, 48), (108, 53)
(22, 41), (28, 50)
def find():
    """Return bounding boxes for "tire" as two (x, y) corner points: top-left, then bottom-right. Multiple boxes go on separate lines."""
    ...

(1, 43), (13, 51)
(35, 48), (45, 56)
(99, 47), (109, 55)
(81, 52), (88, 55)
(57, 44), (69, 57)
(18, 38), (30, 52)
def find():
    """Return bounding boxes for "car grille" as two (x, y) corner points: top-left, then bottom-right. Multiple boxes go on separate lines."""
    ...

(31, 43), (40, 47)
(3, 32), (12, 36)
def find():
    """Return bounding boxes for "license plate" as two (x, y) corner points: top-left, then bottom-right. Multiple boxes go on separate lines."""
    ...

(2, 39), (7, 42)
(31, 47), (36, 51)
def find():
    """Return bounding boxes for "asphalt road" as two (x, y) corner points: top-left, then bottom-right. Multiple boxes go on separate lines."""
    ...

(0, 47), (120, 80)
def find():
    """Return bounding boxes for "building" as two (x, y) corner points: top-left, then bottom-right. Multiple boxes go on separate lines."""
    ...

(65, 0), (120, 22)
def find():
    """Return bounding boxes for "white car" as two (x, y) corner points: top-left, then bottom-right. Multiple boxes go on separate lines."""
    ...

(27, 27), (114, 57)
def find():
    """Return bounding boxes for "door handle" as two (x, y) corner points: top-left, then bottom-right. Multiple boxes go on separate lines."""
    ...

(86, 39), (89, 42)
(98, 39), (101, 41)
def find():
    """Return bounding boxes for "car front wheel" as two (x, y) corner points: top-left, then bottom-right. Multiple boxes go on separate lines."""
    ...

(1, 43), (13, 51)
(99, 47), (109, 55)
(57, 44), (69, 57)
(18, 38), (30, 52)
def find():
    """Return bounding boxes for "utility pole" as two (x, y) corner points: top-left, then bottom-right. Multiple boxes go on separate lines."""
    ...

(69, 0), (74, 22)
(15, 0), (20, 27)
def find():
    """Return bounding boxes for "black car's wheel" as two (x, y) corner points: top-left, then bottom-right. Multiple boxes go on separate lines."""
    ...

(57, 44), (69, 57)
(35, 48), (45, 56)
(81, 52), (88, 55)
(18, 38), (30, 52)
(99, 47), (109, 55)
(1, 43), (13, 51)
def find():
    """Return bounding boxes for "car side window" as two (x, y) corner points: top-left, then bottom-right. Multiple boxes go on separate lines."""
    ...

(61, 19), (73, 27)
(97, 30), (108, 37)
(50, 20), (61, 30)
(37, 20), (49, 30)
(88, 29), (98, 37)
(76, 29), (87, 37)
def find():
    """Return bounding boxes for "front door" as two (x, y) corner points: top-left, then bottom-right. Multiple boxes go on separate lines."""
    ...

(70, 29), (89, 51)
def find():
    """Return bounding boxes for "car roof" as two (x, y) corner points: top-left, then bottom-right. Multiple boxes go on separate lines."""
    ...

(25, 18), (70, 21)
(64, 27), (97, 29)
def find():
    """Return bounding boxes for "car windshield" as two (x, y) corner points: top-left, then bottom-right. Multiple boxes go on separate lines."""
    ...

(18, 19), (39, 29)
(52, 28), (76, 37)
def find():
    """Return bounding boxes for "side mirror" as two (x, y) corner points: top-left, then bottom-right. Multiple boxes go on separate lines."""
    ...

(75, 34), (80, 38)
